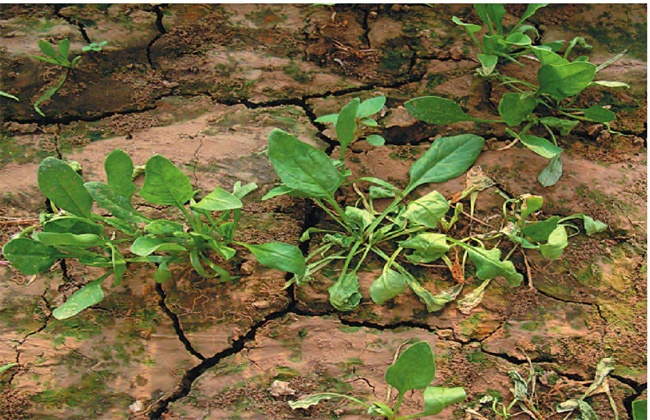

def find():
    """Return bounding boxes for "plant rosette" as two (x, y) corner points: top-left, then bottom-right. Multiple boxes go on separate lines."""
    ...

(2, 149), (305, 320)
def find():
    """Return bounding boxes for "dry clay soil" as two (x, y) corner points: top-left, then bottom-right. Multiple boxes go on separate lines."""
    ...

(0, 4), (647, 420)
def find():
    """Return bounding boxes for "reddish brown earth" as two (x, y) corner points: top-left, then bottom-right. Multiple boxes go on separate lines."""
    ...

(0, 4), (646, 419)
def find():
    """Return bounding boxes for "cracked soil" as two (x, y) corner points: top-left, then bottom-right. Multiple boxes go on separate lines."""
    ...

(0, 4), (647, 420)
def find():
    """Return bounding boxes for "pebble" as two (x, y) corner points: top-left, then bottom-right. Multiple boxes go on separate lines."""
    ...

(270, 380), (296, 397)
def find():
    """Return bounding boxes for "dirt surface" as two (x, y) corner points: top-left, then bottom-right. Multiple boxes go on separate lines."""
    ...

(0, 4), (646, 420)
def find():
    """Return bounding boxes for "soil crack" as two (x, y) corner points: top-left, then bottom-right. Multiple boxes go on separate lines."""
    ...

(154, 283), (206, 361)
(145, 4), (167, 70)
(53, 5), (92, 44)
(148, 300), (297, 419)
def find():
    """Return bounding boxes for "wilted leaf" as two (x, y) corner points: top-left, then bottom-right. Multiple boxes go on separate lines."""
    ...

(370, 268), (407, 304)
(409, 282), (463, 312)
(458, 279), (491, 315)
(328, 273), (362, 311)
(466, 244), (523, 286)
(539, 225), (568, 259)
(402, 190), (449, 229)
(538, 154), (563, 187)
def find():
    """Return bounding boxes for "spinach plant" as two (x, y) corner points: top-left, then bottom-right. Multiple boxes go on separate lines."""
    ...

(265, 104), (606, 312)
(453, 4), (550, 76)
(30, 39), (107, 116)
(429, 4), (630, 186)
(265, 126), (489, 312)
(2, 149), (304, 319)
(405, 45), (628, 186)
(290, 341), (466, 419)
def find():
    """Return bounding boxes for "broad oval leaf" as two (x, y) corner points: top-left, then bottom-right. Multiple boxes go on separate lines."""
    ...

(423, 386), (467, 415)
(314, 113), (339, 124)
(498, 93), (538, 126)
(582, 105), (616, 123)
(370, 268), (407, 305)
(531, 46), (569, 65)
(539, 117), (579, 136)
(2, 238), (64, 275)
(38, 157), (93, 218)
(105, 149), (136, 200)
(328, 273), (362, 311)
(581, 215), (607, 236)
(474, 4), (505, 33)
(345, 206), (375, 231)
(519, 194), (544, 221)
(43, 216), (103, 236)
(140, 155), (194, 207)
(402, 190), (450, 229)
(357, 96), (386, 119)
(85, 181), (150, 224)
(504, 32), (531, 46)
(154, 260), (172, 283)
(408, 134), (485, 191)
(38, 39), (57, 58)
(538, 62), (597, 101)
(385, 341), (435, 394)
(57, 38), (70, 61)
(244, 242), (305, 275)
(145, 220), (184, 235)
(192, 187), (242, 212)
(267, 129), (344, 199)
(33, 232), (105, 248)
(336, 98), (360, 149)
(130, 236), (187, 256)
(519, 135), (562, 159)
(366, 134), (385, 146)
(405, 96), (477, 125)
(465, 244), (523, 286)
(52, 277), (105, 320)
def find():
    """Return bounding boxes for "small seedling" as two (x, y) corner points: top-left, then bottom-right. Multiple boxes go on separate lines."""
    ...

(290, 341), (466, 419)
(2, 149), (304, 319)
(30, 38), (107, 116)
(452, 4), (550, 77)
(315, 96), (387, 159)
